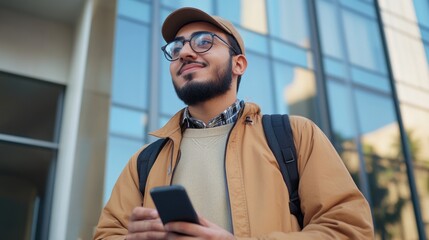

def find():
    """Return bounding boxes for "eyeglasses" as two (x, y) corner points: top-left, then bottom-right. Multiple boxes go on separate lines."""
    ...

(161, 31), (238, 61)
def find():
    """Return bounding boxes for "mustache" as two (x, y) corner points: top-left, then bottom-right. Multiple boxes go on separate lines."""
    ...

(177, 60), (207, 76)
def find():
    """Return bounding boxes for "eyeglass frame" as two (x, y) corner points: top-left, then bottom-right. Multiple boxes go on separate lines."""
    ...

(161, 31), (238, 61)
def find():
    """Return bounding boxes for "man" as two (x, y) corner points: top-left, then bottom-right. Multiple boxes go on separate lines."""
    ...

(95, 7), (374, 240)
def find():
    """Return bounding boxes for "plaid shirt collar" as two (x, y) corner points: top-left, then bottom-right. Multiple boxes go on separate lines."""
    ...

(182, 99), (244, 129)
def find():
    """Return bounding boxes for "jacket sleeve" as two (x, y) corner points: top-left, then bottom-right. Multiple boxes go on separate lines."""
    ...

(93, 148), (145, 240)
(240, 116), (374, 239)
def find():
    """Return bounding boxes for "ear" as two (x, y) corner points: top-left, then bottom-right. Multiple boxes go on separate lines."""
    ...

(232, 55), (247, 76)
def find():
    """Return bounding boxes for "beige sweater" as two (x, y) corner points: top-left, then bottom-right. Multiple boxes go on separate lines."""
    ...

(172, 123), (234, 232)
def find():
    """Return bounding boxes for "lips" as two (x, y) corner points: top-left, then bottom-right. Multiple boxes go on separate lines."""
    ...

(178, 62), (207, 76)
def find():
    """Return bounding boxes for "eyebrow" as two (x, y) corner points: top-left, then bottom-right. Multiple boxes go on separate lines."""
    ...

(172, 31), (212, 41)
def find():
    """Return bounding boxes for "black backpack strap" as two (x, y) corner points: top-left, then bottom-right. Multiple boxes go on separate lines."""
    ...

(262, 114), (304, 228)
(137, 138), (169, 196)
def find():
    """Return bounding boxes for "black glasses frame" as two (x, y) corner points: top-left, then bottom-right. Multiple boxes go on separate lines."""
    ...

(161, 32), (238, 61)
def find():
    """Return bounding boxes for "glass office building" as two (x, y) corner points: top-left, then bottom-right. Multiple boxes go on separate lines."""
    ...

(107, 0), (429, 239)
(0, 0), (428, 239)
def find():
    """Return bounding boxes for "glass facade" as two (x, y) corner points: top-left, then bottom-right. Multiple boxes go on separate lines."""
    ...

(105, 0), (429, 239)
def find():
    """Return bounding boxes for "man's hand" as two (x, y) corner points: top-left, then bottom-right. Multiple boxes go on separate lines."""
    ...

(164, 215), (235, 240)
(126, 207), (167, 240)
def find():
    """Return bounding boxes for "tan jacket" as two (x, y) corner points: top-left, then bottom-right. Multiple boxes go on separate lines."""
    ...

(94, 103), (374, 239)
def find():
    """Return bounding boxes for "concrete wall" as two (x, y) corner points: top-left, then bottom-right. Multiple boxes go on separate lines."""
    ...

(0, 8), (72, 84)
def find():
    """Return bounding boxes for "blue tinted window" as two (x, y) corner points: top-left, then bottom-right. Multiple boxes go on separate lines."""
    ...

(339, 0), (375, 18)
(273, 62), (316, 118)
(267, 0), (310, 48)
(422, 28), (429, 42)
(316, 0), (344, 59)
(104, 136), (143, 204)
(239, 28), (268, 55)
(217, 0), (241, 25)
(343, 10), (387, 74)
(109, 106), (146, 139)
(354, 90), (396, 135)
(112, 19), (150, 109)
(161, 0), (213, 12)
(217, 0), (268, 34)
(324, 57), (348, 79)
(160, 56), (186, 116)
(414, 0), (429, 28)
(118, 0), (151, 23)
(271, 40), (312, 68)
(238, 53), (274, 113)
(327, 80), (357, 148)
(426, 44), (429, 68)
(351, 67), (391, 92)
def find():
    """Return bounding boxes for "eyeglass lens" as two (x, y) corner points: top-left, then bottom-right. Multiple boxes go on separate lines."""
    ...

(164, 32), (214, 60)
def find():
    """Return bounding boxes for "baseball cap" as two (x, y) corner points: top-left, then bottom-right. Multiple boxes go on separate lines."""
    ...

(161, 7), (245, 55)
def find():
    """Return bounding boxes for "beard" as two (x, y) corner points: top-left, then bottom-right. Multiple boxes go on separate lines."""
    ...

(173, 57), (233, 106)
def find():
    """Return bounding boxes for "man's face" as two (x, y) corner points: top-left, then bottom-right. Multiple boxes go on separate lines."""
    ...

(169, 22), (234, 106)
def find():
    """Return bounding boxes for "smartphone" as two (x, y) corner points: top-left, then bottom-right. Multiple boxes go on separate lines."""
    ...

(150, 185), (200, 225)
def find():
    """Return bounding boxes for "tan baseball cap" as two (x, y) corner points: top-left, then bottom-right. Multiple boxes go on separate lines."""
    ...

(161, 7), (245, 55)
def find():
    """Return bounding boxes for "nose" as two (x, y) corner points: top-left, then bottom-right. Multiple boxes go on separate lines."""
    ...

(178, 41), (197, 61)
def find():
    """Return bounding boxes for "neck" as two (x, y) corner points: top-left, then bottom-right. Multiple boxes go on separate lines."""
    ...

(187, 94), (237, 124)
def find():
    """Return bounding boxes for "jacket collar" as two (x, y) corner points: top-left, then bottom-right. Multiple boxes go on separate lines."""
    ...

(149, 102), (261, 139)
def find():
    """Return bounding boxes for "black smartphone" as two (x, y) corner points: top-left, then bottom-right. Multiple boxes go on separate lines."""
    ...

(150, 185), (200, 225)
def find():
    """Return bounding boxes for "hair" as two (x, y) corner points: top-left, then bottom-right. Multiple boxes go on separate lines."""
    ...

(226, 34), (243, 92)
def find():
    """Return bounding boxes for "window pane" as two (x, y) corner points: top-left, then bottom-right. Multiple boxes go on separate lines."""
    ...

(238, 53), (274, 113)
(339, 0), (376, 18)
(271, 40), (313, 69)
(218, 0), (268, 34)
(118, 0), (151, 23)
(354, 90), (419, 238)
(109, 106), (146, 140)
(161, 0), (213, 13)
(267, 0), (310, 48)
(413, 0), (429, 28)
(326, 80), (357, 149)
(273, 62), (317, 119)
(160, 52), (186, 116)
(112, 19), (150, 109)
(324, 56), (348, 79)
(351, 67), (391, 92)
(238, 28), (268, 55)
(104, 136), (143, 204)
(343, 10), (387, 74)
(316, 0), (344, 59)
(0, 73), (64, 142)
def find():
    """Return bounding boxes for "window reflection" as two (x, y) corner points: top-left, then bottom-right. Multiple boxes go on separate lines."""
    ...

(400, 104), (429, 234)
(353, 89), (419, 238)
(161, 0), (213, 12)
(271, 40), (313, 69)
(104, 136), (143, 204)
(117, 0), (150, 23)
(316, 0), (344, 59)
(112, 19), (150, 109)
(218, 0), (267, 34)
(238, 53), (274, 113)
(109, 106), (146, 140)
(326, 80), (357, 150)
(273, 62), (317, 119)
(413, 0), (429, 28)
(343, 10), (387, 74)
(365, 153), (418, 239)
(159, 48), (186, 116)
(267, 0), (310, 47)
